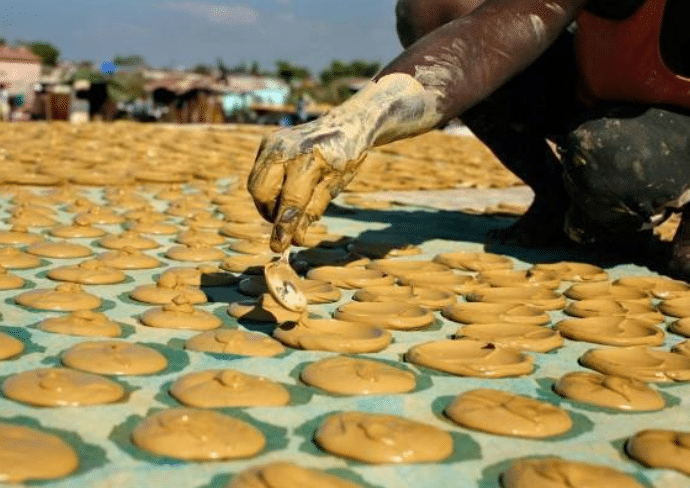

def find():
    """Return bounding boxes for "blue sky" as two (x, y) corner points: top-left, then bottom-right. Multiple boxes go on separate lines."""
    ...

(1, 0), (404, 75)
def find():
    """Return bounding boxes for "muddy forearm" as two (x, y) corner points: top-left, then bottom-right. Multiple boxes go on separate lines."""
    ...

(375, 0), (587, 130)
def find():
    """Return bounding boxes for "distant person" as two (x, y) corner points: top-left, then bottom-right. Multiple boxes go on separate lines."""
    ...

(248, 0), (690, 280)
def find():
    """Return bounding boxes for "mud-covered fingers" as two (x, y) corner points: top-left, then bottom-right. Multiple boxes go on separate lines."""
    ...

(270, 154), (324, 252)
(247, 155), (286, 222)
(292, 175), (342, 246)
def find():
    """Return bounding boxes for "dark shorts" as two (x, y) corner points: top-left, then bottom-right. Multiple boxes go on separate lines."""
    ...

(561, 106), (690, 243)
(460, 20), (690, 245)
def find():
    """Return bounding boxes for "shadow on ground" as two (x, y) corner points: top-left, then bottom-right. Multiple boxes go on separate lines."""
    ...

(325, 203), (671, 273)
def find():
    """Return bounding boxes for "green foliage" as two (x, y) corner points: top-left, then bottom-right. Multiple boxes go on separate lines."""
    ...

(319, 59), (380, 85)
(275, 60), (311, 85)
(191, 63), (213, 75)
(108, 71), (145, 102)
(71, 67), (107, 84)
(113, 54), (146, 68)
(216, 58), (230, 79)
(26, 41), (61, 66)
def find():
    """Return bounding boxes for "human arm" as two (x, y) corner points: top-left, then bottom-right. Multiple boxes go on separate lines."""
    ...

(249, 0), (588, 252)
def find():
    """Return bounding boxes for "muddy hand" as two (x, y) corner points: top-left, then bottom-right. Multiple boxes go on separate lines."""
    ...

(248, 116), (368, 253)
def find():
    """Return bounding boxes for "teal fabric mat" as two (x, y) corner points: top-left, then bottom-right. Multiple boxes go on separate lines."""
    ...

(1, 185), (689, 488)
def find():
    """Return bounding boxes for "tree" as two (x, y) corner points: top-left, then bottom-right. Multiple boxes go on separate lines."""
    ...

(319, 59), (380, 85)
(26, 41), (60, 67)
(108, 71), (146, 102)
(191, 63), (213, 75)
(216, 58), (230, 80)
(275, 60), (311, 85)
(113, 54), (146, 69)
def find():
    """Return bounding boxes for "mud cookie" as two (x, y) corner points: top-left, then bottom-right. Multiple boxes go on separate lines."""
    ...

(98, 247), (162, 270)
(530, 261), (608, 282)
(0, 247), (42, 269)
(614, 275), (690, 299)
(455, 323), (563, 352)
(366, 259), (449, 279)
(97, 231), (159, 251)
(39, 310), (122, 337)
(301, 356), (415, 395)
(466, 287), (566, 310)
(8, 207), (57, 227)
(0, 266), (24, 290)
(47, 259), (127, 285)
(564, 299), (663, 324)
(220, 222), (272, 240)
(49, 217), (106, 239)
(669, 317), (690, 337)
(580, 347), (690, 382)
(26, 241), (93, 259)
(446, 388), (572, 437)
(0, 330), (24, 359)
(334, 301), (435, 330)
(501, 457), (644, 488)
(433, 251), (512, 272)
(220, 253), (275, 274)
(2, 367), (125, 406)
(74, 206), (125, 225)
(228, 462), (364, 488)
(131, 408), (265, 460)
(406, 339), (534, 377)
(176, 227), (226, 246)
(442, 302), (550, 325)
(159, 265), (238, 287)
(227, 294), (304, 324)
(0, 422), (79, 482)
(477, 268), (561, 289)
(671, 339), (690, 356)
(61, 340), (168, 375)
(170, 369), (289, 407)
(185, 329), (285, 357)
(129, 275), (207, 305)
(227, 238), (272, 255)
(0, 225), (43, 245)
(274, 318), (391, 353)
(166, 243), (226, 262)
(182, 211), (224, 229)
(127, 219), (178, 235)
(556, 317), (664, 347)
(314, 411), (453, 464)
(306, 266), (394, 289)
(399, 271), (486, 295)
(15, 283), (101, 311)
(626, 429), (690, 476)
(659, 296), (690, 318)
(353, 285), (456, 310)
(564, 282), (649, 301)
(554, 371), (665, 411)
(140, 295), (222, 330)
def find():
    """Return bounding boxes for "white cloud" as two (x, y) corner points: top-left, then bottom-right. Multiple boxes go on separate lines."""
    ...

(164, 2), (259, 26)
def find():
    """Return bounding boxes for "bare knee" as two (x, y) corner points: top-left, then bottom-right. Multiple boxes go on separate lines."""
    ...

(395, 0), (485, 48)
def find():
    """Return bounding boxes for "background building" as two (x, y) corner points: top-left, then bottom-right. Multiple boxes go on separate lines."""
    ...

(0, 45), (42, 117)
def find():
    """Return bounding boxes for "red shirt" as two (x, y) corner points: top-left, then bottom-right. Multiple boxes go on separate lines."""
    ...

(576, 0), (690, 108)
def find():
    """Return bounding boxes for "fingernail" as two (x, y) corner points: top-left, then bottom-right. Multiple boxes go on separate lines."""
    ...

(271, 224), (290, 253)
(279, 207), (300, 223)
